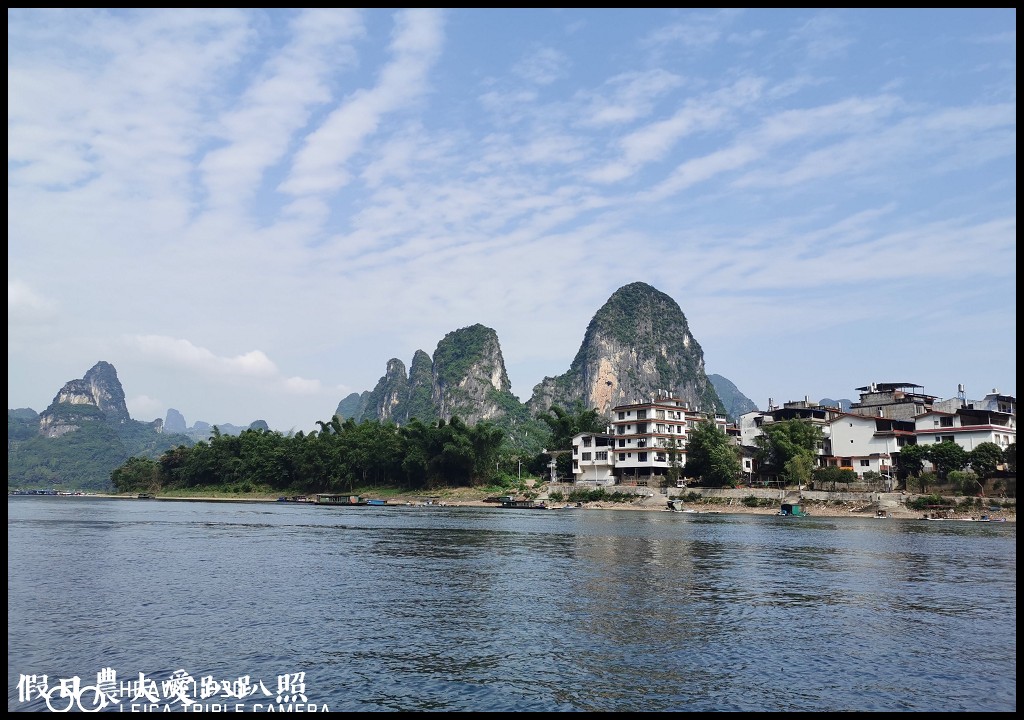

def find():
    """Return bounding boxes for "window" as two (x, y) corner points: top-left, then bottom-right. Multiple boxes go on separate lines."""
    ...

(618, 453), (626, 462)
(637, 410), (647, 420)
(655, 453), (666, 462)
(583, 437), (592, 447)
(573, 446), (578, 455)
(618, 412), (625, 420)
(657, 423), (666, 433)
(860, 459), (870, 467)
(638, 452), (648, 462)
(582, 452), (591, 461)
(618, 439), (625, 448)
(940, 417), (954, 428)
(596, 451), (607, 461)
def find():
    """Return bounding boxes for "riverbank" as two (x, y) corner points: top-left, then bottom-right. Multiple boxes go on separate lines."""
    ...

(20, 489), (1014, 522)
(432, 496), (1015, 521)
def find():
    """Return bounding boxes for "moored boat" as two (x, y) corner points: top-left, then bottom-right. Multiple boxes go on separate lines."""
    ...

(779, 503), (807, 517)
(499, 496), (547, 509)
(315, 493), (365, 506)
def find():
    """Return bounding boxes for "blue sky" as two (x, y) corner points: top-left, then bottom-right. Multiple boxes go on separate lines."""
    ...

(8, 9), (1016, 433)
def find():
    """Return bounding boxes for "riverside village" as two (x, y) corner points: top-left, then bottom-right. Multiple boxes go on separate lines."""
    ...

(552, 381), (1015, 520)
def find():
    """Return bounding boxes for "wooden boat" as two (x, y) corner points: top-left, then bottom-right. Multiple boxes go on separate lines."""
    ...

(314, 493), (364, 506)
(365, 499), (388, 506)
(875, 509), (890, 519)
(499, 497), (547, 509)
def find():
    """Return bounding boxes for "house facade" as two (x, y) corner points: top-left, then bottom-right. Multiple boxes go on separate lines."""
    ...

(570, 395), (729, 486)
(743, 383), (1016, 482)
(823, 414), (916, 487)
(569, 383), (1014, 487)
(913, 407), (1015, 452)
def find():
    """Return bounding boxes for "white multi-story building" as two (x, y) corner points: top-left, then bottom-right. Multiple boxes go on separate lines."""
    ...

(743, 384), (1015, 483)
(570, 395), (729, 486)
(823, 413), (916, 485)
(573, 384), (1014, 487)
(914, 407), (1015, 452)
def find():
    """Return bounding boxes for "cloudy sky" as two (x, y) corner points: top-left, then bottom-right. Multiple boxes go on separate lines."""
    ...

(8, 9), (1016, 433)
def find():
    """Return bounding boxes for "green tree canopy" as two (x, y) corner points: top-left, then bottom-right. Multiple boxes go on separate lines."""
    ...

(684, 420), (740, 487)
(896, 443), (928, 481)
(968, 442), (1004, 479)
(754, 419), (823, 478)
(535, 403), (607, 451)
(928, 441), (968, 480)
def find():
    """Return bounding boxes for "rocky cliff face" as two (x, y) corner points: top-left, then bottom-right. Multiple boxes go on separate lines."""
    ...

(164, 408), (187, 434)
(336, 325), (516, 425)
(432, 324), (515, 424)
(526, 282), (724, 417)
(406, 350), (437, 423)
(336, 391), (370, 422)
(39, 361), (132, 438)
(338, 283), (730, 427)
(363, 358), (412, 423)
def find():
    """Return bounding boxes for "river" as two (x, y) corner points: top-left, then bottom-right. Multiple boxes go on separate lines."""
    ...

(7, 496), (1016, 712)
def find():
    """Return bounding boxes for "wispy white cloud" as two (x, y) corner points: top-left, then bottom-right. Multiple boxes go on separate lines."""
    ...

(7, 9), (1016, 430)
(280, 8), (444, 198)
(199, 8), (366, 213)
(512, 46), (570, 86)
(130, 335), (279, 378)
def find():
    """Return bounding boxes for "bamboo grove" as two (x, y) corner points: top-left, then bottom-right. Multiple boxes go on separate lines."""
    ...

(111, 416), (507, 495)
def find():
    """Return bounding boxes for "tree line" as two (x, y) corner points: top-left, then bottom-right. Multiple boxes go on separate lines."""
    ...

(112, 415), (513, 495)
(109, 409), (1015, 496)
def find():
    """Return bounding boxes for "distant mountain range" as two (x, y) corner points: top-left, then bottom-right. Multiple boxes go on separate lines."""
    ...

(162, 407), (269, 441)
(8, 282), (763, 490)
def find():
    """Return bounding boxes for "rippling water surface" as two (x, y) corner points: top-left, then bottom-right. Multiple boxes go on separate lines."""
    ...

(7, 497), (1016, 712)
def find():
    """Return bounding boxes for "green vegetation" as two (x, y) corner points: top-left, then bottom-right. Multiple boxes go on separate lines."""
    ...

(535, 402), (607, 480)
(683, 420), (741, 487)
(566, 488), (639, 503)
(905, 494), (947, 512)
(8, 408), (193, 492)
(433, 324), (498, 388)
(813, 465), (858, 491)
(755, 419), (824, 487)
(110, 415), (510, 496)
(896, 440), (1012, 494)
